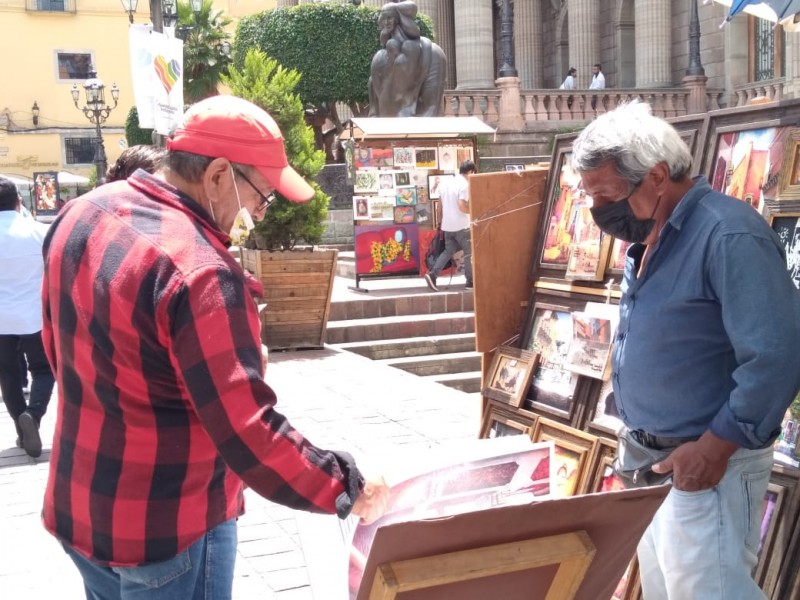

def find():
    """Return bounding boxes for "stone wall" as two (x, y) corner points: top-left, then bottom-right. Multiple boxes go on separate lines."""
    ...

(316, 163), (354, 246)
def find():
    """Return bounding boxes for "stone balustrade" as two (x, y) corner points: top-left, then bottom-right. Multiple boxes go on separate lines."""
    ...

(733, 79), (785, 107)
(442, 87), (727, 127)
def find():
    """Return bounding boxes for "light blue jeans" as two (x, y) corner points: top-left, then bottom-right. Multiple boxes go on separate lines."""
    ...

(637, 447), (773, 600)
(62, 518), (237, 600)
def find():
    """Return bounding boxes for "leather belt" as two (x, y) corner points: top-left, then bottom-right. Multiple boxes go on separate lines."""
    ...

(630, 429), (699, 451)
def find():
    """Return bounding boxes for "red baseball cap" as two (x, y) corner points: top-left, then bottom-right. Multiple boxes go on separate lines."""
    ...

(167, 95), (314, 202)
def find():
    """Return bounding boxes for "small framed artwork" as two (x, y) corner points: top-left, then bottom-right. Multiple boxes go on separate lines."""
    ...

(396, 187), (417, 206)
(368, 197), (396, 221)
(371, 147), (394, 168)
(483, 346), (539, 408)
(479, 400), (537, 439)
(394, 171), (411, 187)
(565, 206), (612, 281)
(456, 146), (474, 165)
(428, 174), (453, 200)
(393, 146), (415, 169)
(353, 195), (370, 220)
(530, 417), (598, 497)
(33, 171), (61, 217)
(778, 129), (800, 200)
(438, 145), (457, 173)
(589, 377), (624, 437)
(415, 206), (434, 227)
(766, 212), (800, 290)
(414, 147), (438, 169)
(564, 311), (614, 380)
(416, 186), (430, 205)
(378, 172), (396, 195)
(393, 205), (415, 224)
(354, 169), (379, 194)
(354, 146), (373, 169)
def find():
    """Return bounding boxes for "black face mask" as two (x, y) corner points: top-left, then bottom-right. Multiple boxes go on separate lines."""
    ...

(590, 197), (657, 244)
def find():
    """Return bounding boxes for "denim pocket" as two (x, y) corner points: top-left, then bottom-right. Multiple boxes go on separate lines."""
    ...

(741, 469), (771, 555)
(111, 549), (192, 588)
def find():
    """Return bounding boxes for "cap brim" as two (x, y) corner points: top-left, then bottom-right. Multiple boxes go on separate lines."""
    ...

(256, 164), (314, 203)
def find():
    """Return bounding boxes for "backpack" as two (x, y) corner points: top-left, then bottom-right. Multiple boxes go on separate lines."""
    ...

(425, 227), (454, 271)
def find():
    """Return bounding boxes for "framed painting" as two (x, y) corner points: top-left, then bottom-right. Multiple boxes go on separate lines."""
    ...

(754, 465), (800, 597)
(393, 146), (415, 169)
(378, 172), (396, 196)
(354, 169), (379, 194)
(532, 133), (582, 278)
(766, 212), (800, 290)
(353, 195), (370, 220)
(778, 129), (800, 200)
(666, 112), (708, 175)
(367, 196), (396, 221)
(519, 294), (584, 422)
(530, 417), (598, 497)
(393, 205), (415, 224)
(354, 223), (420, 276)
(355, 146), (373, 169)
(479, 400), (537, 439)
(563, 310), (614, 380)
(588, 377), (625, 437)
(455, 145), (474, 165)
(584, 437), (621, 494)
(701, 100), (800, 212)
(438, 145), (457, 173)
(607, 237), (632, 275)
(483, 346), (539, 408)
(394, 170), (411, 187)
(396, 187), (417, 206)
(428, 174), (453, 199)
(414, 147), (438, 169)
(371, 147), (394, 168)
(33, 171), (61, 217)
(564, 206), (612, 281)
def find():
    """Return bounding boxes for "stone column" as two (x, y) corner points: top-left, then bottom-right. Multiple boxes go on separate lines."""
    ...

(635, 0), (671, 87)
(438, 0), (457, 89)
(276, 0), (297, 6)
(568, 0), (600, 89)
(496, 77), (525, 131)
(454, 0), (495, 89)
(515, 0), (543, 88)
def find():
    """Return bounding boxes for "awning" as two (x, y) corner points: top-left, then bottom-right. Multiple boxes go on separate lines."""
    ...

(57, 171), (91, 185)
(0, 173), (33, 187)
(708, 0), (800, 30)
(340, 117), (496, 141)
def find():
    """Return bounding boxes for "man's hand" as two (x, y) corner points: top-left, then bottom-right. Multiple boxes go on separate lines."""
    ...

(351, 475), (390, 525)
(652, 431), (738, 492)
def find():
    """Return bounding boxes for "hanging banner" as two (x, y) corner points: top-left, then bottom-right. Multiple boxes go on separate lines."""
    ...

(128, 25), (184, 135)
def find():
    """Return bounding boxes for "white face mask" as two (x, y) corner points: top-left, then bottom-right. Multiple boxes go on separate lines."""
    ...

(227, 167), (255, 245)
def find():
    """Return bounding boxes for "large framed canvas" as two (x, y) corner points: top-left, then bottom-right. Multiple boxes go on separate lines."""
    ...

(700, 100), (800, 213)
(354, 223), (420, 276)
(530, 417), (598, 497)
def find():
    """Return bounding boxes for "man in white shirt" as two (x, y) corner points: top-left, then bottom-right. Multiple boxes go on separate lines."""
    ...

(424, 160), (475, 291)
(590, 63), (606, 110)
(0, 176), (54, 457)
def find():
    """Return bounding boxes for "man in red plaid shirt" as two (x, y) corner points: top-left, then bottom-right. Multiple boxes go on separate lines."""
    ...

(41, 95), (389, 598)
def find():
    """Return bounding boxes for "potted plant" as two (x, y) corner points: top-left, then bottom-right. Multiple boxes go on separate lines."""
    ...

(223, 49), (338, 350)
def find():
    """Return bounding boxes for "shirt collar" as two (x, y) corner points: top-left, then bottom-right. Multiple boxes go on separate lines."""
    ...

(666, 175), (711, 232)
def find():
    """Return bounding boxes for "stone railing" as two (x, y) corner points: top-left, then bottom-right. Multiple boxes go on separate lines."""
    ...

(442, 87), (726, 127)
(732, 78), (785, 107)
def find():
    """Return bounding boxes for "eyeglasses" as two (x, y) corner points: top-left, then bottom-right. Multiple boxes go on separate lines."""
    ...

(233, 167), (276, 212)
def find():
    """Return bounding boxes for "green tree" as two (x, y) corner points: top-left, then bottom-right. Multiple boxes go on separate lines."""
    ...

(234, 3), (434, 133)
(178, 0), (233, 103)
(223, 49), (328, 251)
(124, 106), (154, 147)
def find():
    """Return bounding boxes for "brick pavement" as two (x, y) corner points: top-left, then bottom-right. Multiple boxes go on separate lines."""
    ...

(0, 346), (480, 599)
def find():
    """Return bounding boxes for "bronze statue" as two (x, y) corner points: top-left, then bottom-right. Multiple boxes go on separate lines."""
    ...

(368, 1), (447, 118)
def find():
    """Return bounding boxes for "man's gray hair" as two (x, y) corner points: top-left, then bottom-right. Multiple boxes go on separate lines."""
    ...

(571, 100), (693, 186)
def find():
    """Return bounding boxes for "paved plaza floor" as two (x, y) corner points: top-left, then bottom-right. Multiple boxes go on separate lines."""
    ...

(0, 344), (480, 599)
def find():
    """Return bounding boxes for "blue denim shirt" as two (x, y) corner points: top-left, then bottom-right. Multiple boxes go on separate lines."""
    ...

(613, 177), (800, 449)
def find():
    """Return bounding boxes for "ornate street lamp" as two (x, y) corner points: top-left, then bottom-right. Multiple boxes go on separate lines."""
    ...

(162, 0), (178, 27)
(120, 0), (139, 24)
(71, 69), (119, 186)
(497, 0), (518, 78)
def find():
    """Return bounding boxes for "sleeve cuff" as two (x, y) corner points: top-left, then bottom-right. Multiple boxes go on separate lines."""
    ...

(333, 451), (364, 519)
(709, 404), (777, 450)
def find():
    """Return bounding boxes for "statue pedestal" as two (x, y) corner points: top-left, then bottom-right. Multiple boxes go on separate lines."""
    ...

(495, 77), (525, 132)
(682, 74), (708, 115)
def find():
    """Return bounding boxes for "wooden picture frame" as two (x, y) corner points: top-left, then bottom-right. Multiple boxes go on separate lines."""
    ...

(479, 400), (538, 439)
(427, 174), (453, 200)
(530, 417), (599, 497)
(483, 347), (539, 408)
(700, 100), (800, 213)
(584, 437), (620, 494)
(666, 112), (709, 176)
(564, 205), (612, 282)
(606, 238), (632, 275)
(587, 377), (625, 438)
(755, 465), (800, 598)
(765, 211), (800, 291)
(778, 129), (800, 200)
(563, 311), (615, 380)
(392, 146), (415, 169)
(532, 133), (581, 279)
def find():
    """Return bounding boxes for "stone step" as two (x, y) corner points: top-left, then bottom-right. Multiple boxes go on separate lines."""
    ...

(379, 351), (482, 377)
(329, 289), (473, 321)
(325, 312), (475, 344)
(424, 371), (483, 394)
(332, 333), (476, 360)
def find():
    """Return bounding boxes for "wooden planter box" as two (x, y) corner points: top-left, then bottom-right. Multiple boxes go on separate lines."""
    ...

(241, 248), (338, 351)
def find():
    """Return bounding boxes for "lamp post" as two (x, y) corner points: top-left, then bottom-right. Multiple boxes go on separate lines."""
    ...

(497, 0), (518, 78)
(120, 0), (138, 23)
(71, 69), (119, 186)
(686, 0), (705, 77)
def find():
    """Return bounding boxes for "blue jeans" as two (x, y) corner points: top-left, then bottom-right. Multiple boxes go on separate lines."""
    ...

(430, 228), (472, 284)
(637, 447), (773, 600)
(62, 518), (237, 600)
(0, 332), (55, 436)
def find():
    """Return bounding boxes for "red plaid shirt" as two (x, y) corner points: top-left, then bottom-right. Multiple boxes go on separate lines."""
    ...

(41, 172), (361, 566)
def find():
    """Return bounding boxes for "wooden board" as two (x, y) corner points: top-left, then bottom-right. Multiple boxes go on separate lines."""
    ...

(469, 169), (546, 354)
